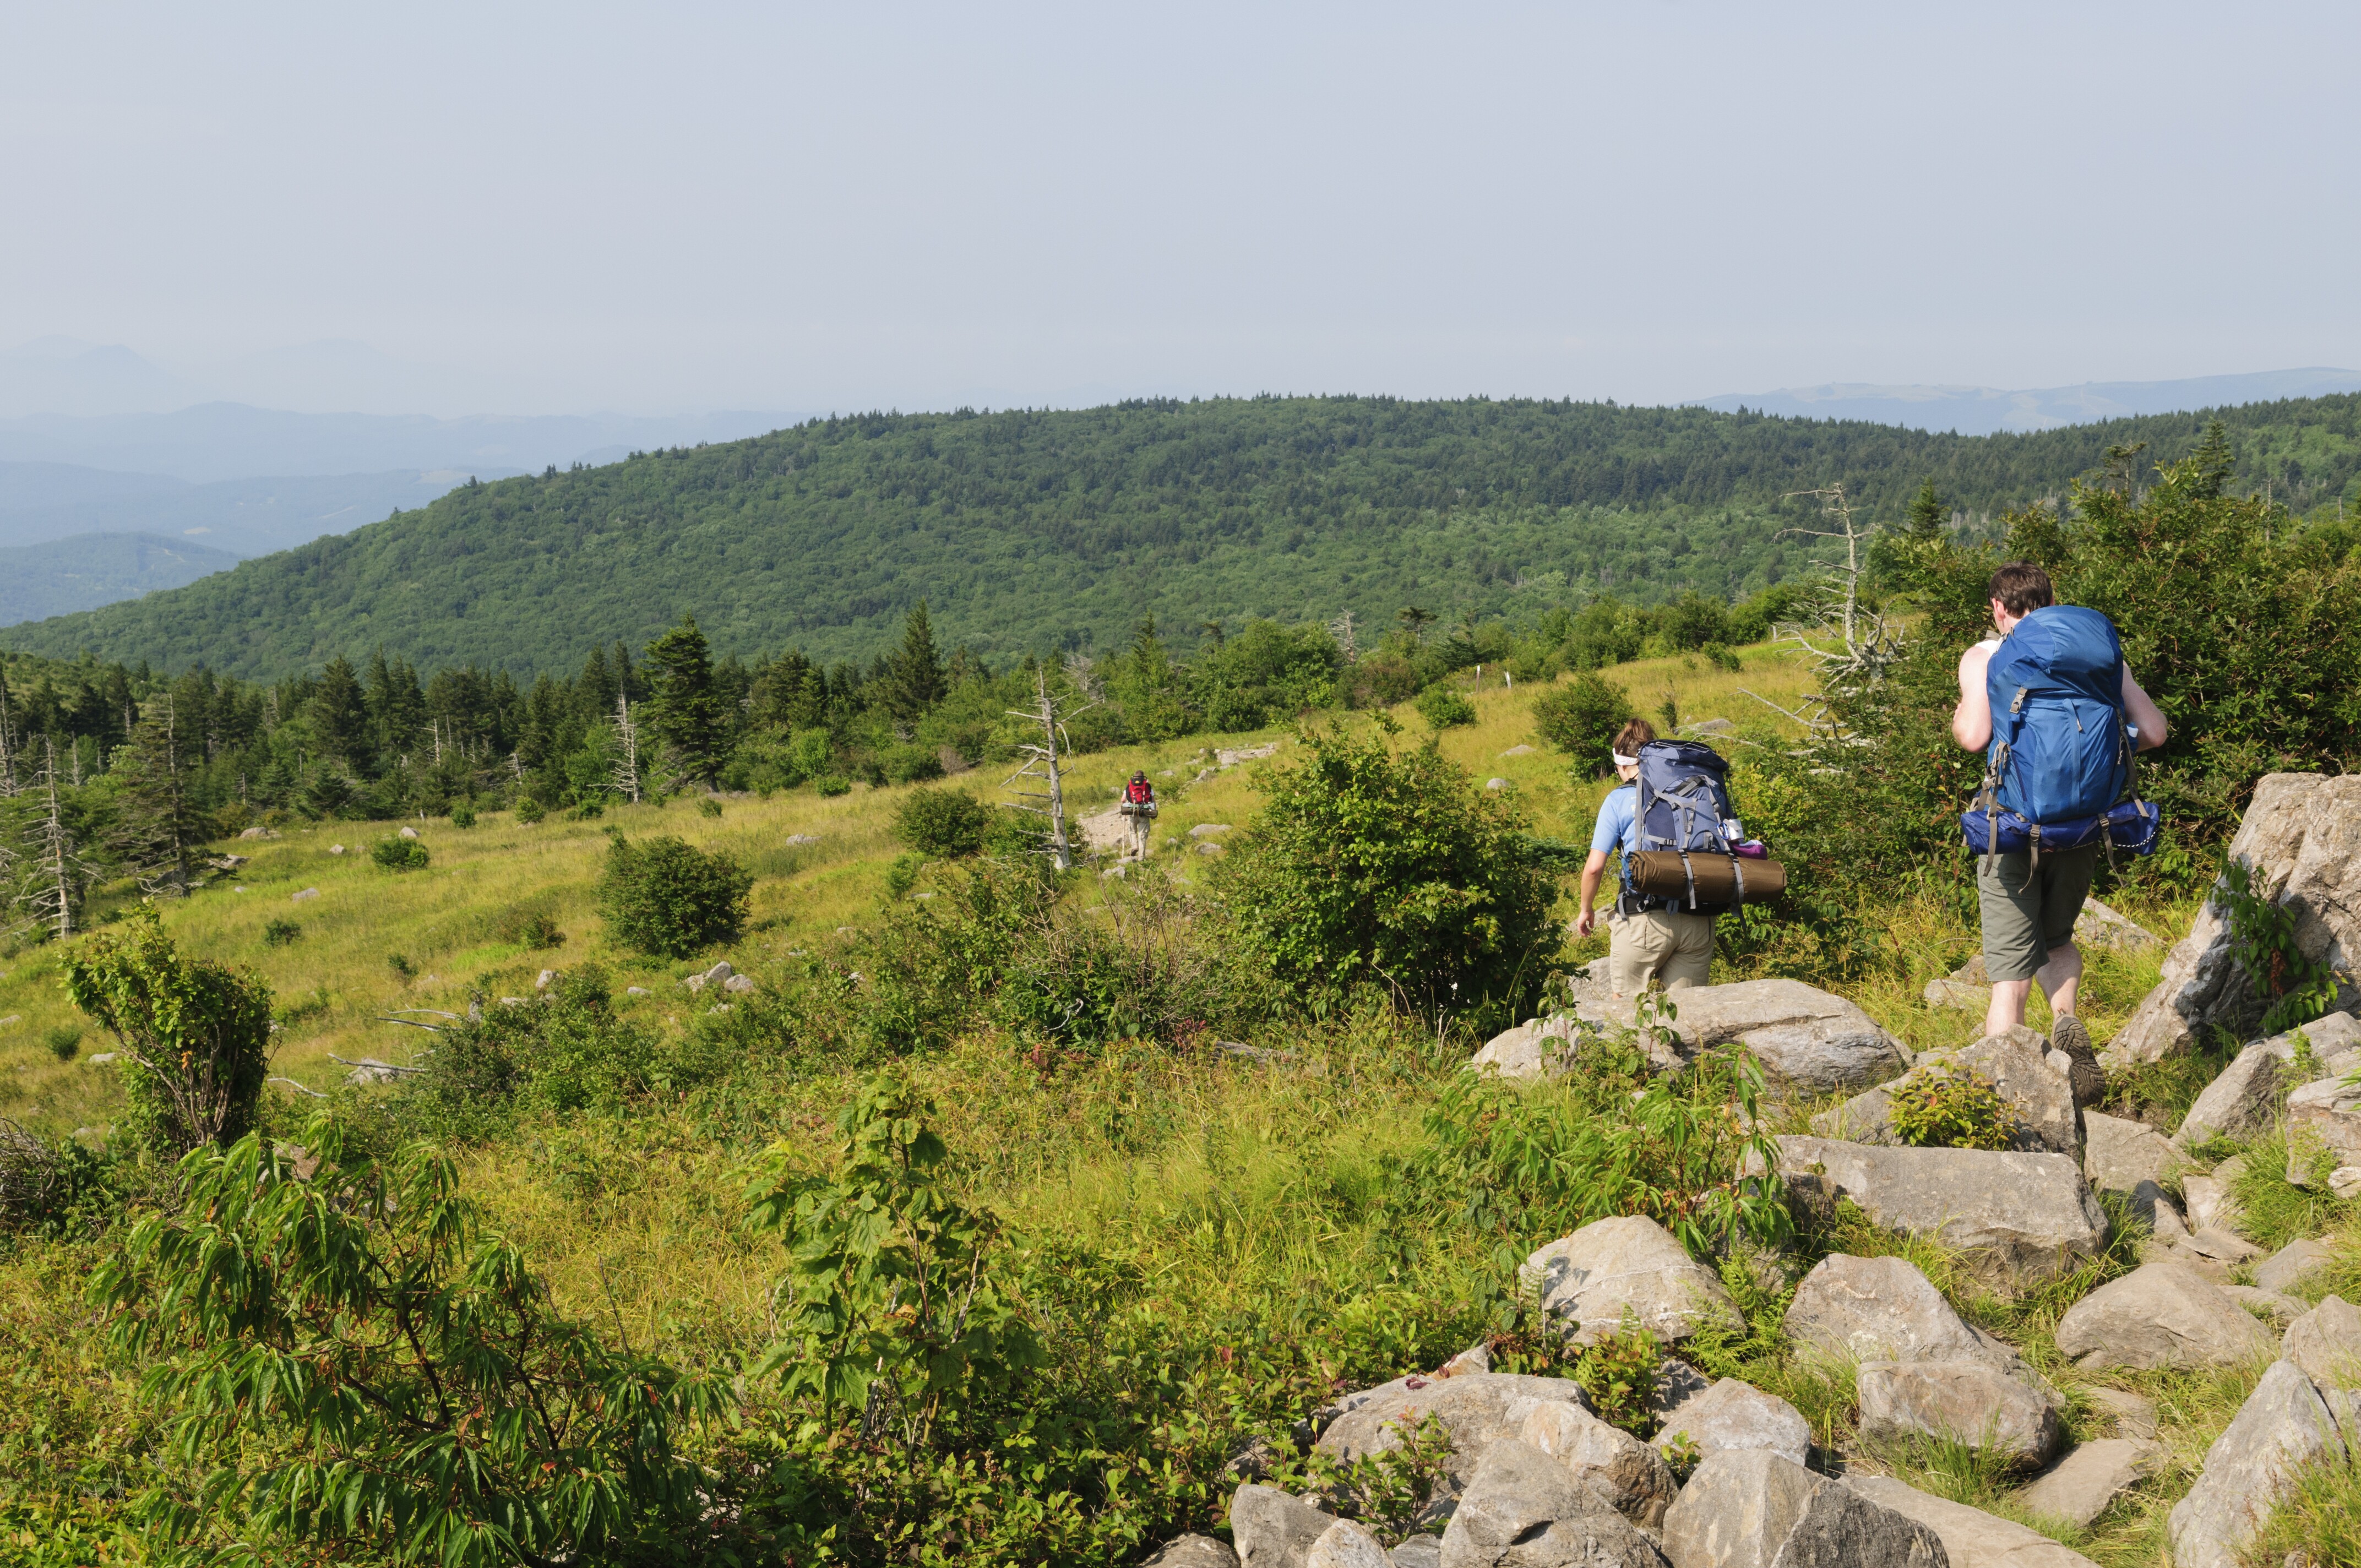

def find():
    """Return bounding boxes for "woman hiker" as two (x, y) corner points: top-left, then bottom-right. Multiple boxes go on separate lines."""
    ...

(1573, 719), (1715, 1000)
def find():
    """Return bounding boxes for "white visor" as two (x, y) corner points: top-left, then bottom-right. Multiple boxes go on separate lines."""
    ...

(1612, 752), (1640, 766)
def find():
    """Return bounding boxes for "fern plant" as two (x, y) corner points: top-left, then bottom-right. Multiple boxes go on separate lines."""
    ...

(1888, 1061), (2015, 1150)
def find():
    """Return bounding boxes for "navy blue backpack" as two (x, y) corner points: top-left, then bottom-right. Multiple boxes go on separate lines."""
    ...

(1619, 740), (1747, 913)
(1963, 605), (2159, 867)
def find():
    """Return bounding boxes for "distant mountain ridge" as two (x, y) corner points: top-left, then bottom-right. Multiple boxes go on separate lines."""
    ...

(0, 532), (243, 624)
(0, 462), (507, 557)
(1694, 368), (2361, 435)
(7, 391), (2356, 682)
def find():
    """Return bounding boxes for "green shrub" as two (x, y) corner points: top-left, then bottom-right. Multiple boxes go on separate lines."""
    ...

(369, 836), (430, 870)
(262, 917), (302, 948)
(1888, 1061), (2015, 1150)
(2220, 858), (2341, 1036)
(893, 787), (993, 858)
(43, 1026), (81, 1063)
(405, 965), (673, 1132)
(1530, 671), (1636, 775)
(1577, 1309), (1664, 1438)
(91, 1120), (728, 1564)
(884, 852), (925, 901)
(815, 774), (852, 797)
(449, 801), (477, 829)
(881, 742), (945, 784)
(514, 796), (546, 824)
(599, 832), (754, 957)
(1269, 1413), (1454, 1547)
(497, 907), (565, 950)
(567, 799), (605, 821)
(1414, 684), (1476, 729)
(1213, 716), (1559, 1027)
(698, 797), (723, 818)
(386, 953), (416, 979)
(63, 907), (273, 1158)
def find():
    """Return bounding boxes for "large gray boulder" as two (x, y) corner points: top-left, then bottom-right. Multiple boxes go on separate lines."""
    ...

(2052, 1259), (2277, 1370)
(1147, 1537), (1242, 1568)
(2254, 1237), (2336, 1294)
(2079, 1110), (2183, 1232)
(1232, 1485), (1337, 1568)
(2076, 896), (2162, 951)
(2108, 774), (2361, 1064)
(1659, 1450), (1947, 1568)
(2287, 1069), (2361, 1166)
(1649, 1377), (1812, 1469)
(1468, 1015), (1580, 1082)
(1437, 1437), (1667, 1568)
(2284, 1295), (2361, 1387)
(1514, 1398), (1678, 1529)
(2167, 1358), (2352, 1568)
(1316, 1371), (1591, 1495)
(1846, 1475), (2100, 1568)
(1812, 1028), (2076, 1155)
(1769, 1138), (2109, 1285)
(1391, 1539), (1443, 1568)
(1520, 1216), (1742, 1347)
(2011, 1438), (2161, 1529)
(1573, 978), (1908, 1092)
(1307, 1521), (1394, 1568)
(1855, 1359), (2064, 1467)
(1781, 1254), (2014, 1369)
(2174, 1041), (2288, 1146)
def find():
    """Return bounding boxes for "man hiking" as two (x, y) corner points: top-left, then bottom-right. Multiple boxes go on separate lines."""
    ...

(1119, 769), (1156, 860)
(1574, 720), (1715, 999)
(1952, 562), (2167, 1063)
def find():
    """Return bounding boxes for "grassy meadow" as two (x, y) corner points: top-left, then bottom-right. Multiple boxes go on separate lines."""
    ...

(9, 636), (2342, 1568)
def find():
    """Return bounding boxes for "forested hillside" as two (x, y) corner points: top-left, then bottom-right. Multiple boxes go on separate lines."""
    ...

(7, 392), (2358, 679)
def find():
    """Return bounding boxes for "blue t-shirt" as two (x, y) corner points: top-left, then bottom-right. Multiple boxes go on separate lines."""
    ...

(1590, 783), (1640, 857)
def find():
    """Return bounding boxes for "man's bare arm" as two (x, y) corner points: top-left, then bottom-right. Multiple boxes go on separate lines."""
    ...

(2122, 666), (2168, 750)
(1952, 644), (1994, 751)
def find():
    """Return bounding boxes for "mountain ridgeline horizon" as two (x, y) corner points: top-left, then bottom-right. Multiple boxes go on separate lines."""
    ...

(5, 390), (2358, 681)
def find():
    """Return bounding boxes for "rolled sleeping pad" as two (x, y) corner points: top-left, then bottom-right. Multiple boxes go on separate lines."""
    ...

(1625, 850), (1786, 905)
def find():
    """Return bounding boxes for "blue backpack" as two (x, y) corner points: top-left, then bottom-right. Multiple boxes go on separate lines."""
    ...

(1619, 741), (1747, 913)
(1963, 605), (2159, 864)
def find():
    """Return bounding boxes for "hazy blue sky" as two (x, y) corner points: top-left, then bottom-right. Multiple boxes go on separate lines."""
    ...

(6, 2), (2357, 416)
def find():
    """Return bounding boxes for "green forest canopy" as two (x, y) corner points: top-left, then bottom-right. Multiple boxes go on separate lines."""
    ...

(6, 391), (2358, 680)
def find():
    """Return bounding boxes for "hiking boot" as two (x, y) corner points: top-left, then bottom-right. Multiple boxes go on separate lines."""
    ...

(2050, 1014), (2106, 1107)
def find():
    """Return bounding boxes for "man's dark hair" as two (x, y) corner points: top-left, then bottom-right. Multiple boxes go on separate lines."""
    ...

(1988, 561), (2055, 617)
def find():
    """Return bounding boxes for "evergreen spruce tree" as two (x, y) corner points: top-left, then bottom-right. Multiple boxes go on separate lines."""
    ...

(309, 656), (372, 775)
(108, 698), (205, 893)
(2190, 419), (2235, 499)
(642, 616), (727, 788)
(886, 601), (946, 723)
(1906, 478), (1948, 540)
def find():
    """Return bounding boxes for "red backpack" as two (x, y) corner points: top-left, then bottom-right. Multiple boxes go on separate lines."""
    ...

(1125, 778), (1153, 805)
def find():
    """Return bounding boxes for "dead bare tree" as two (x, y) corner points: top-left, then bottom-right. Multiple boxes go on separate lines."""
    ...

(0, 666), (19, 798)
(1001, 668), (1095, 871)
(1328, 609), (1360, 666)
(1060, 649), (1102, 703)
(610, 692), (644, 803)
(1737, 484), (1905, 744)
(15, 738), (96, 940)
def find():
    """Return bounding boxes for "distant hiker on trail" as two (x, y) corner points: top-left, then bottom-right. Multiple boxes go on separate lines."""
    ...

(1952, 561), (2168, 1067)
(1119, 770), (1157, 860)
(1575, 720), (1714, 999)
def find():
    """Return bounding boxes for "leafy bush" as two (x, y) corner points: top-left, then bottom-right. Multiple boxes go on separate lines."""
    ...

(1269, 1412), (1454, 1546)
(386, 952), (416, 979)
(404, 966), (677, 1134)
(497, 907), (565, 950)
(91, 1123), (728, 1565)
(449, 800), (477, 828)
(261, 917), (302, 948)
(815, 774), (852, 797)
(1530, 671), (1636, 775)
(1577, 1309), (1664, 1438)
(1214, 717), (1558, 1027)
(2219, 858), (2341, 1036)
(63, 907), (273, 1158)
(514, 796), (546, 824)
(882, 742), (946, 784)
(894, 787), (993, 858)
(0, 1120), (126, 1238)
(43, 1026), (81, 1062)
(598, 832), (754, 957)
(1415, 684), (1477, 729)
(697, 797), (723, 818)
(567, 799), (605, 821)
(1888, 1061), (2015, 1150)
(368, 835), (429, 870)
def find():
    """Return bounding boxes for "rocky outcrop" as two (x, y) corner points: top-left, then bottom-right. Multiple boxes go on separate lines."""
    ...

(1232, 1485), (1337, 1568)
(1573, 978), (1909, 1092)
(1520, 1216), (1742, 1347)
(1649, 1377), (1812, 1469)
(2011, 1439), (2161, 1529)
(1316, 1371), (1591, 1496)
(1770, 1139), (2109, 1285)
(1437, 1438), (1667, 1568)
(2108, 774), (2361, 1064)
(1846, 1474), (2101, 1568)
(1781, 1255), (2014, 1369)
(2079, 1110), (2183, 1232)
(1514, 1400), (1678, 1529)
(1469, 1015), (1579, 1083)
(2174, 1042), (2289, 1146)
(1660, 1450), (1947, 1568)
(2052, 1260), (2277, 1370)
(2283, 1295), (2361, 1387)
(1855, 1359), (2064, 1467)
(1307, 1521), (1392, 1568)
(2254, 1238), (2336, 1294)
(1147, 1537), (1242, 1568)
(1811, 1028), (2077, 1155)
(2076, 897), (2161, 951)
(2167, 1358), (2352, 1568)
(2287, 1069), (2361, 1166)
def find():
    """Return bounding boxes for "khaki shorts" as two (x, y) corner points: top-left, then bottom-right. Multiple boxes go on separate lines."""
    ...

(1978, 842), (2098, 983)
(1609, 908), (1716, 997)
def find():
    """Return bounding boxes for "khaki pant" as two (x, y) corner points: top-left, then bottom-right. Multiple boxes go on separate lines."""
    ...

(1608, 908), (1716, 997)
